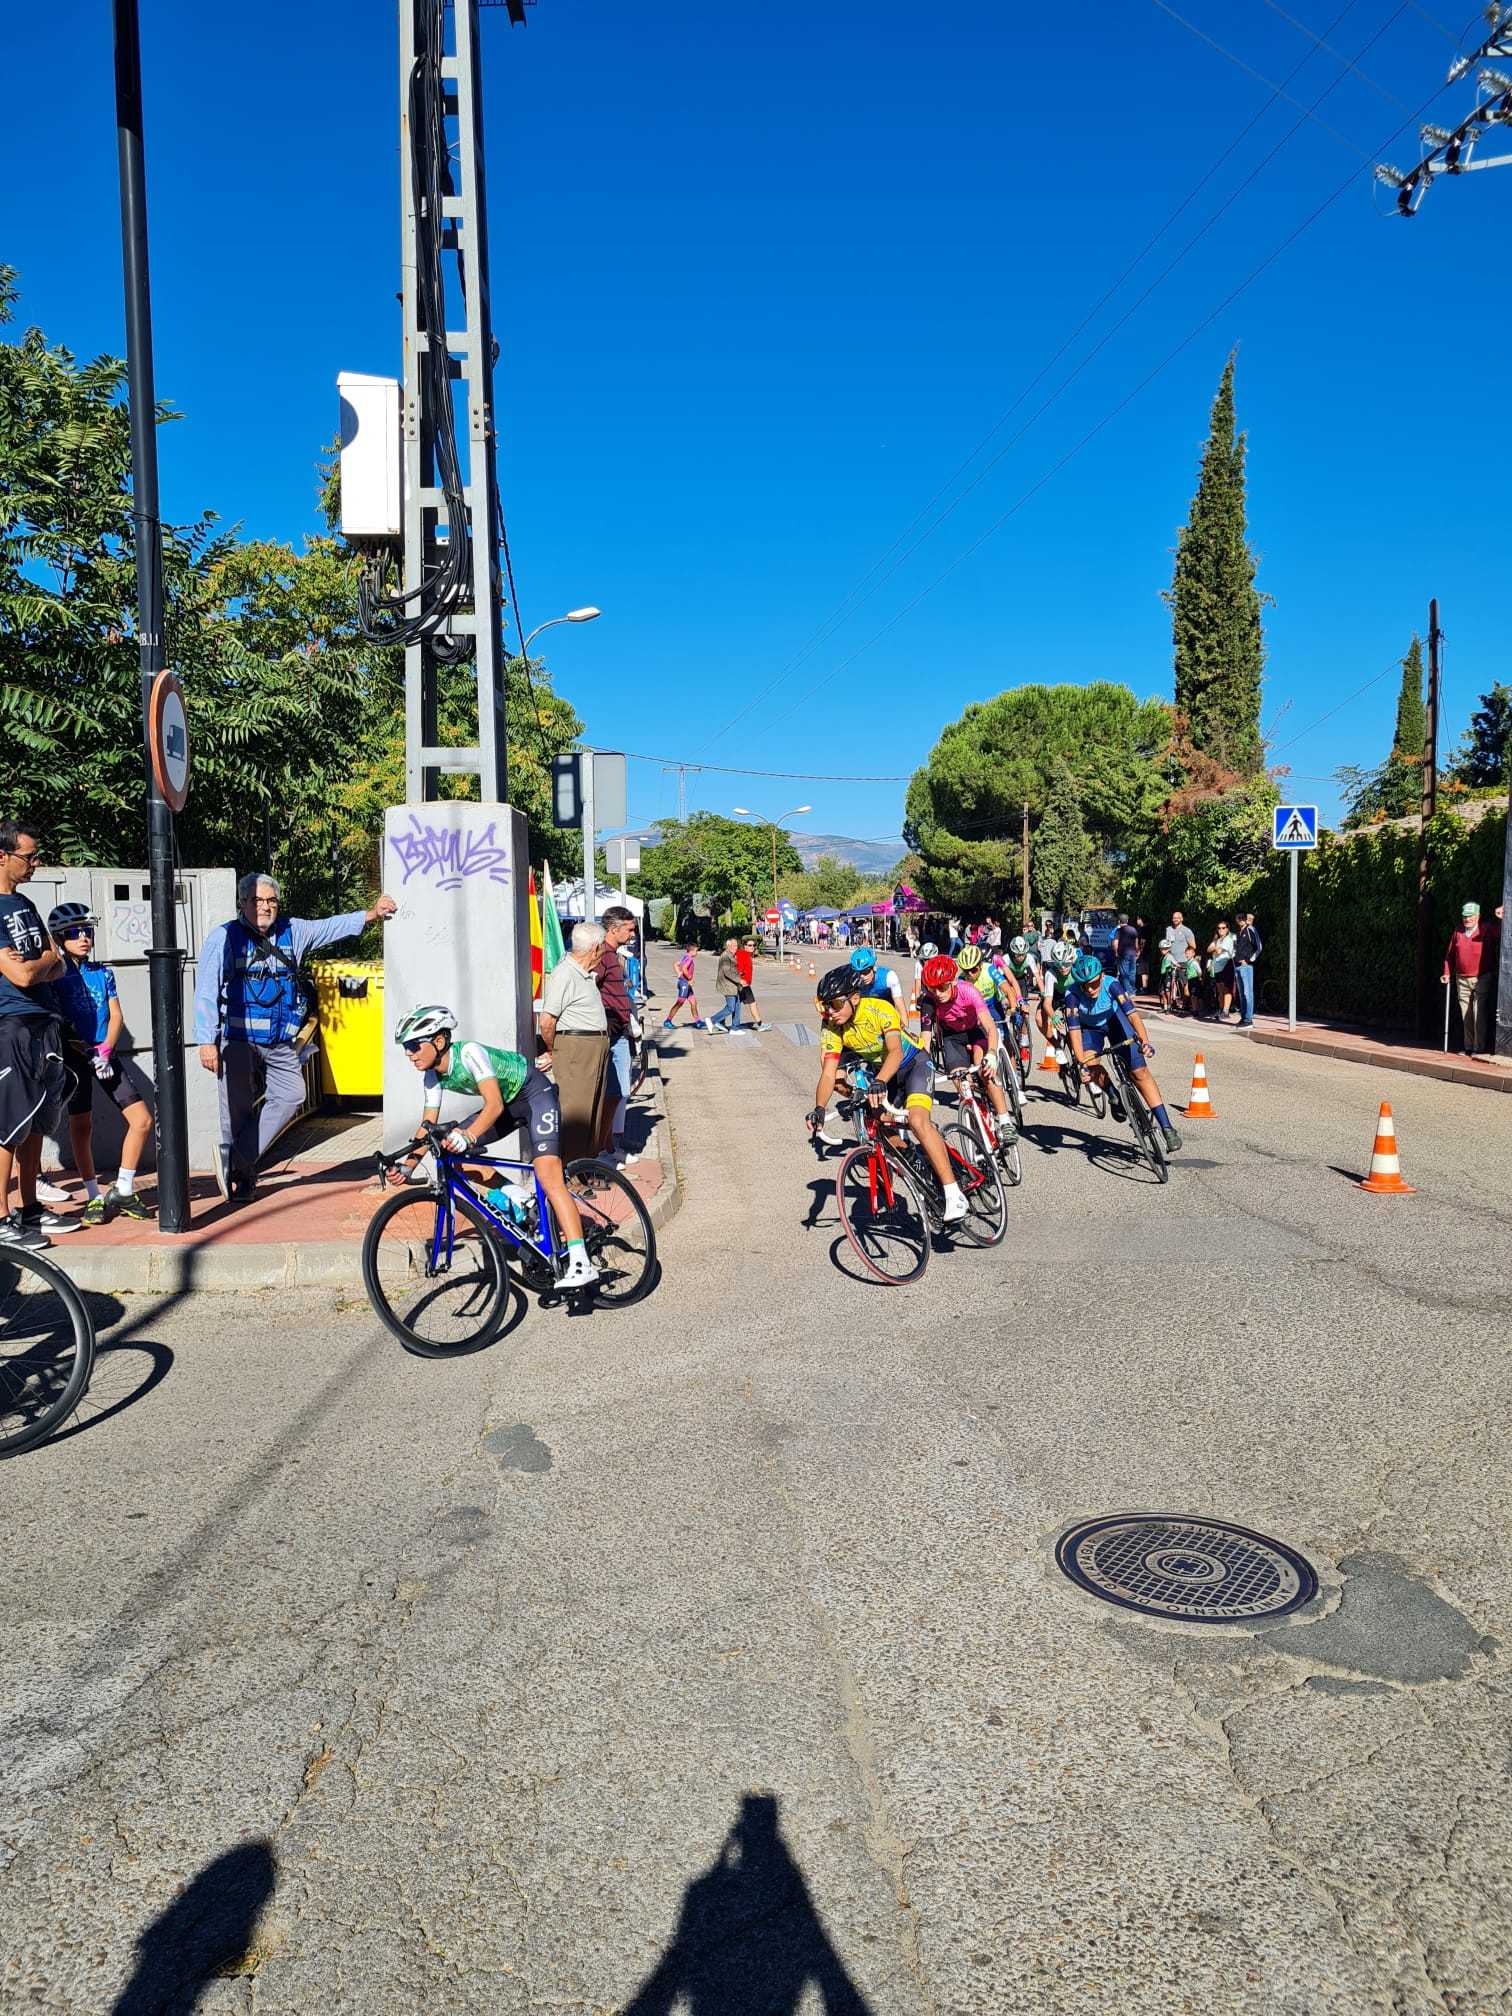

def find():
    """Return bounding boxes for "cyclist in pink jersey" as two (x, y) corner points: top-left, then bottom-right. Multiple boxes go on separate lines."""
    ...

(918, 955), (1016, 1145)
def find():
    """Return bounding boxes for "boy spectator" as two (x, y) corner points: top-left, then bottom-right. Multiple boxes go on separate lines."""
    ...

(49, 903), (154, 1223)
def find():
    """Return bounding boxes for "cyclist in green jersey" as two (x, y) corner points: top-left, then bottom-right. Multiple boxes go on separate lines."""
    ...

(391, 1005), (597, 1289)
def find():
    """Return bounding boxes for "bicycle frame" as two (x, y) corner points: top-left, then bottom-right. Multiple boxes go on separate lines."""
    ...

(849, 1091), (983, 1219)
(426, 1147), (560, 1275)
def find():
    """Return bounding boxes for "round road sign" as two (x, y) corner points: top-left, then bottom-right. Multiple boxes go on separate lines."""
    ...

(148, 670), (191, 813)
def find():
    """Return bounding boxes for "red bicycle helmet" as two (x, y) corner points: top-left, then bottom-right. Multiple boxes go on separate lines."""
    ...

(921, 954), (959, 991)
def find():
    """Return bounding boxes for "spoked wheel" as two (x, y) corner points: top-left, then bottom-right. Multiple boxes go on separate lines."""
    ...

(835, 1146), (931, 1285)
(997, 1049), (1025, 1131)
(564, 1159), (657, 1305)
(362, 1189), (511, 1357)
(1128, 1092), (1170, 1184)
(998, 1129), (1024, 1187)
(1059, 1058), (1082, 1107)
(941, 1122), (1007, 1247)
(1086, 1071), (1107, 1120)
(0, 1249), (96, 1458)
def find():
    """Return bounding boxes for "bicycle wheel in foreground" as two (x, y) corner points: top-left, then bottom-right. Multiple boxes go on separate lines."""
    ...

(835, 1147), (931, 1285)
(0, 1249), (96, 1458)
(941, 1122), (1007, 1247)
(362, 1189), (512, 1356)
(1129, 1093), (1170, 1185)
(565, 1159), (657, 1304)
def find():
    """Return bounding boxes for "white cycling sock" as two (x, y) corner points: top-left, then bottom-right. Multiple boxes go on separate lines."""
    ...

(115, 1169), (137, 1197)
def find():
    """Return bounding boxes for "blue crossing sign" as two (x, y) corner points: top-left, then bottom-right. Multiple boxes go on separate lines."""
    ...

(1272, 804), (1318, 850)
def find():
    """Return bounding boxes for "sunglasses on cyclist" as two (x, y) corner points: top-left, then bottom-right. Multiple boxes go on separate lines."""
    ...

(402, 1036), (438, 1054)
(63, 924), (96, 938)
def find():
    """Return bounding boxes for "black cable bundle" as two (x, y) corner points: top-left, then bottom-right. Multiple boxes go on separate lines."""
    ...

(357, 0), (472, 656)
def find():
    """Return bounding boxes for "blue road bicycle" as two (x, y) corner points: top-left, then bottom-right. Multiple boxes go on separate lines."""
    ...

(364, 1121), (656, 1357)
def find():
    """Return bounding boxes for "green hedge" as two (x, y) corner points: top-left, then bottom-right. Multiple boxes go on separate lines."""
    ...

(1243, 809), (1505, 1026)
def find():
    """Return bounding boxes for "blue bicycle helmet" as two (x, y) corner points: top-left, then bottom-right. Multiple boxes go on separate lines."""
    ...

(849, 947), (877, 974)
(1071, 952), (1105, 986)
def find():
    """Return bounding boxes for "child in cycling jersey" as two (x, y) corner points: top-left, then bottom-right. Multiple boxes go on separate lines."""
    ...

(1062, 955), (1183, 1155)
(918, 956), (1016, 1144)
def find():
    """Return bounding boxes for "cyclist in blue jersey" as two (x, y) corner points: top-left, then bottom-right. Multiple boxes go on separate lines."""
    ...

(849, 946), (906, 1016)
(1063, 953), (1182, 1154)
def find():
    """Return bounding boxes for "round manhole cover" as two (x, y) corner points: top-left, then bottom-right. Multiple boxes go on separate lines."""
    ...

(1056, 1514), (1317, 1623)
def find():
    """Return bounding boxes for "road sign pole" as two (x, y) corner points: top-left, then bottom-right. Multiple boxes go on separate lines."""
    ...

(1288, 848), (1299, 1033)
(580, 750), (596, 928)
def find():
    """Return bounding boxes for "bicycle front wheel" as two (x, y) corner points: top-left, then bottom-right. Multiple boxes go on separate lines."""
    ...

(362, 1189), (512, 1357)
(941, 1122), (1007, 1247)
(835, 1147), (931, 1285)
(1128, 1093), (1170, 1185)
(564, 1159), (657, 1305)
(1086, 1072), (1107, 1120)
(0, 1249), (96, 1458)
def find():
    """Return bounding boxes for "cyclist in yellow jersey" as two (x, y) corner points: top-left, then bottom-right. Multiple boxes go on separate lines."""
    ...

(805, 966), (967, 1223)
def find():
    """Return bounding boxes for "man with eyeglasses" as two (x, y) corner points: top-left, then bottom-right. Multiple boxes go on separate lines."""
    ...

(0, 819), (74, 1248)
(194, 872), (397, 1203)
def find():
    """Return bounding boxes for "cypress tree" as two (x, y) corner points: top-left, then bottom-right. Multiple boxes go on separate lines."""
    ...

(1390, 636), (1426, 762)
(1032, 758), (1095, 915)
(1165, 355), (1266, 776)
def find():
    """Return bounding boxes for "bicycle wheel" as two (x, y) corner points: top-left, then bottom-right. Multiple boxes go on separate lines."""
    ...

(996, 1049), (1025, 1130)
(0, 1248), (96, 1458)
(362, 1188), (512, 1357)
(941, 1122), (1007, 1247)
(1059, 1058), (1082, 1107)
(1128, 1092), (1170, 1185)
(564, 1158), (657, 1305)
(835, 1146), (931, 1285)
(998, 1128), (1024, 1187)
(1086, 1072), (1107, 1120)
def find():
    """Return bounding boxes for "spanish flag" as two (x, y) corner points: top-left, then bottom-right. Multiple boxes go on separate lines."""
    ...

(527, 867), (545, 1000)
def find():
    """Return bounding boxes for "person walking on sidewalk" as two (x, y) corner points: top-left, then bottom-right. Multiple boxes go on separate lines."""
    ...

(735, 938), (766, 1032)
(0, 818), (73, 1248)
(597, 905), (638, 1157)
(662, 943), (702, 1029)
(1442, 900), (1502, 1059)
(709, 938), (745, 1032)
(1233, 911), (1262, 1027)
(195, 873), (397, 1204)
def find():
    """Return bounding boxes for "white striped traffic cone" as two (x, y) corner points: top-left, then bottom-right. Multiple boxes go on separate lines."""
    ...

(1358, 1102), (1415, 1194)
(1183, 1053), (1217, 1119)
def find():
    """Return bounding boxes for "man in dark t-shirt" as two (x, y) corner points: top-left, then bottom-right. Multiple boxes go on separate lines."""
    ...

(0, 820), (74, 1248)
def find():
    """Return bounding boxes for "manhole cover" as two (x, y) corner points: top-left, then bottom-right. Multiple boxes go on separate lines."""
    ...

(1056, 1514), (1317, 1623)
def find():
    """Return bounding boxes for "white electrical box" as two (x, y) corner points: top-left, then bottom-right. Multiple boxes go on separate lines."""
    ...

(336, 371), (401, 540)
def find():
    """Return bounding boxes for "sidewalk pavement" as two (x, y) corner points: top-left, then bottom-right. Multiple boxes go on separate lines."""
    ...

(33, 1047), (681, 1294)
(1137, 995), (1512, 1093)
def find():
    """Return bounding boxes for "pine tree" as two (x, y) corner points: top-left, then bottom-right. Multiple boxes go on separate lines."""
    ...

(1165, 355), (1266, 776)
(1451, 683), (1512, 788)
(1390, 635), (1426, 762)
(1032, 758), (1095, 915)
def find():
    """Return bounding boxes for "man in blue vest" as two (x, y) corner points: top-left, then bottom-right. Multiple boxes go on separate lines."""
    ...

(194, 873), (397, 1202)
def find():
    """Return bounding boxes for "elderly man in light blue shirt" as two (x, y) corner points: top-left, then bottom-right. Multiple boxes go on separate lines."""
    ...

(194, 871), (395, 1202)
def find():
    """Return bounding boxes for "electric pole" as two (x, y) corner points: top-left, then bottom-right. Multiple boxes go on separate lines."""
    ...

(112, 0), (190, 1233)
(1415, 599), (1441, 1038)
(1020, 803), (1031, 929)
(1376, 7), (1512, 213)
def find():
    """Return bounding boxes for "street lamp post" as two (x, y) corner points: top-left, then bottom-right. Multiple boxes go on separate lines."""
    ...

(734, 804), (811, 966)
(517, 608), (601, 920)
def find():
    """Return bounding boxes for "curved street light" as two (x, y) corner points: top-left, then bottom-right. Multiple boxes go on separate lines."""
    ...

(519, 606), (601, 659)
(733, 804), (813, 962)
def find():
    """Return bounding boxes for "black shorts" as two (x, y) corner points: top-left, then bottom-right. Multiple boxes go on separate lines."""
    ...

(64, 1043), (148, 1120)
(464, 1066), (562, 1162)
(0, 1014), (69, 1148)
(738, 985), (755, 1004)
(939, 1029), (988, 1075)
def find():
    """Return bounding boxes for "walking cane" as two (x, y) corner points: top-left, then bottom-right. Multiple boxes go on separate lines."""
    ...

(1443, 975), (1451, 1054)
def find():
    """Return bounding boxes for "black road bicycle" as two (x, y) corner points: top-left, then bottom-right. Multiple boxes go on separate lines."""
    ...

(1093, 1035), (1170, 1185)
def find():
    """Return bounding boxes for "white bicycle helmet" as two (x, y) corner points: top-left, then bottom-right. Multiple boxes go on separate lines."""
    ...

(394, 1004), (458, 1045)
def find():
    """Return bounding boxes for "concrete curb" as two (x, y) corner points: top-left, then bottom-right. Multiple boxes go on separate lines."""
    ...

(50, 1042), (684, 1296)
(1246, 1027), (1512, 1092)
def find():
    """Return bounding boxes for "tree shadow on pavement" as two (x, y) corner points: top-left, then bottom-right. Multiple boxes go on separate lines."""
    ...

(112, 1838), (277, 2015)
(622, 1793), (873, 2015)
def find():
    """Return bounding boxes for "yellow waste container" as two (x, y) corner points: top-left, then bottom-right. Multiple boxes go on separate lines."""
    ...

(311, 959), (385, 1098)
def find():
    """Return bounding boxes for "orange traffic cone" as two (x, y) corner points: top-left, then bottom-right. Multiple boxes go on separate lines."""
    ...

(808, 961), (816, 979)
(1358, 1102), (1415, 1194)
(1183, 1053), (1217, 1119)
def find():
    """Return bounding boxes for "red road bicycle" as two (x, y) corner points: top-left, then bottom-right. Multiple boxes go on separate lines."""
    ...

(818, 1089), (1005, 1287)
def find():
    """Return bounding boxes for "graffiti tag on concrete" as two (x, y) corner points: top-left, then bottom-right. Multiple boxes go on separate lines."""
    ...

(389, 816), (511, 891)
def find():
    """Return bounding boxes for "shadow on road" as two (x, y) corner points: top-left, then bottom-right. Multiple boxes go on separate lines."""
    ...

(112, 1839), (276, 2015)
(44, 1336), (174, 1447)
(623, 1793), (873, 2014)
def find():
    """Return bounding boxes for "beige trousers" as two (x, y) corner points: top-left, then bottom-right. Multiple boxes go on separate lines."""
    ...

(551, 1032), (609, 1163)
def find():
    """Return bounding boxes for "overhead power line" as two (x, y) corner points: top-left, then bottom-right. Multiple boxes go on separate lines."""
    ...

(1376, 3), (1512, 207)
(698, 0), (1395, 759)
(622, 751), (912, 782)
(1257, 0), (1411, 106)
(1151, 0), (1381, 155)
(748, 61), (1452, 738)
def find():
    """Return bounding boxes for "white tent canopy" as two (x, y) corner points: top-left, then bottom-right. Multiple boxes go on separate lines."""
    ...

(551, 880), (645, 922)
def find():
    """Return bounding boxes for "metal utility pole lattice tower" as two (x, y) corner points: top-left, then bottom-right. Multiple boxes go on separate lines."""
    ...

(1376, 6), (1512, 214)
(398, 0), (509, 800)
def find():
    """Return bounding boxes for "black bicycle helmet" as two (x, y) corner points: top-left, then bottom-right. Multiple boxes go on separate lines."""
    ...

(49, 902), (98, 938)
(816, 964), (860, 1004)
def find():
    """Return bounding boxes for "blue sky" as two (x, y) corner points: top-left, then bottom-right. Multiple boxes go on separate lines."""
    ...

(6, 0), (1507, 851)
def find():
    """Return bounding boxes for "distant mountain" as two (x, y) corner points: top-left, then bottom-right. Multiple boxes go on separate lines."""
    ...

(792, 833), (905, 875)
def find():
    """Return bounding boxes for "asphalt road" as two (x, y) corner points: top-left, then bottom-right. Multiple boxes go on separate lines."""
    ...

(6, 945), (1511, 2015)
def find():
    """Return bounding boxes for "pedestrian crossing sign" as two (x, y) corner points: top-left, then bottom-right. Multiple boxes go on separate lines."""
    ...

(1272, 804), (1318, 850)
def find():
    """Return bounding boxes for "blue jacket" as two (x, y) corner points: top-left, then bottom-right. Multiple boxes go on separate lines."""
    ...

(194, 910), (366, 1047)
